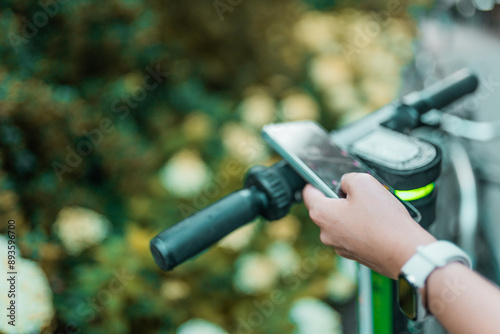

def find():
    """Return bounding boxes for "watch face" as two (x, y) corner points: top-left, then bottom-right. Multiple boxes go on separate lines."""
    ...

(398, 275), (417, 320)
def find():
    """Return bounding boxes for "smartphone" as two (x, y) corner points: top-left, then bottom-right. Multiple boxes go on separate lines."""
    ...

(262, 121), (422, 222)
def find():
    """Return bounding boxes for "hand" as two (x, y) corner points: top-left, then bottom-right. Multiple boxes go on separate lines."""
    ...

(302, 173), (436, 279)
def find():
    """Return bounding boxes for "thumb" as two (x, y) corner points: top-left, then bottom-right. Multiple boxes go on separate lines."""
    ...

(302, 184), (328, 210)
(340, 172), (374, 197)
(340, 172), (359, 196)
(302, 184), (347, 226)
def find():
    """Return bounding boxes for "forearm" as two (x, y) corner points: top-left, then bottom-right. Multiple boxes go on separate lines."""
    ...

(426, 262), (500, 334)
(302, 177), (500, 332)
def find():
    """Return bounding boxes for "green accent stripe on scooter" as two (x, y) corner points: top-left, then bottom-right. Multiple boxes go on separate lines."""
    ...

(371, 271), (393, 334)
(395, 183), (435, 201)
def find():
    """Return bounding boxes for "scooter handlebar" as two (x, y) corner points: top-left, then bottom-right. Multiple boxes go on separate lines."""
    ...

(150, 188), (266, 271)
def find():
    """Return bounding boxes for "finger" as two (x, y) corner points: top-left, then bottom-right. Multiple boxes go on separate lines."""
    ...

(341, 172), (383, 196)
(340, 172), (361, 196)
(303, 184), (346, 224)
(302, 184), (327, 210)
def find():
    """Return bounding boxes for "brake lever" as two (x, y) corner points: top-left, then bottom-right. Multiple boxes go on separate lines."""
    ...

(424, 110), (500, 141)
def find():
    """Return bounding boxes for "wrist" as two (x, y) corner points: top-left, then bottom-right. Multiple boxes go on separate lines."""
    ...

(424, 262), (467, 314)
(393, 228), (436, 279)
(397, 240), (471, 321)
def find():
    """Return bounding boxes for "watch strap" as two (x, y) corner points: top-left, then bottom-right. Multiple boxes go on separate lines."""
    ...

(400, 240), (472, 287)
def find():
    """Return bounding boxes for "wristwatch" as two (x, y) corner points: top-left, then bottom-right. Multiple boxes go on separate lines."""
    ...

(397, 240), (472, 321)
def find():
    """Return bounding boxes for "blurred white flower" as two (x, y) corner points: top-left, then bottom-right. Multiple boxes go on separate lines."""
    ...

(159, 150), (211, 198)
(323, 84), (361, 113)
(177, 318), (228, 334)
(310, 55), (352, 90)
(239, 90), (276, 128)
(218, 222), (257, 252)
(361, 78), (396, 109)
(160, 279), (191, 301)
(294, 12), (340, 54)
(53, 206), (110, 256)
(266, 241), (301, 276)
(280, 93), (319, 121)
(327, 271), (357, 303)
(289, 298), (342, 334)
(336, 256), (358, 283)
(233, 253), (279, 295)
(221, 123), (267, 165)
(0, 236), (54, 334)
(356, 46), (400, 79)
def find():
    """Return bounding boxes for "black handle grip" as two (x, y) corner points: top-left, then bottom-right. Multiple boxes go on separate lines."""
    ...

(150, 188), (266, 271)
(404, 68), (479, 113)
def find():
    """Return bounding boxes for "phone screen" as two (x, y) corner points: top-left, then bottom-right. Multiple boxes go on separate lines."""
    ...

(263, 121), (368, 197)
(262, 121), (421, 222)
